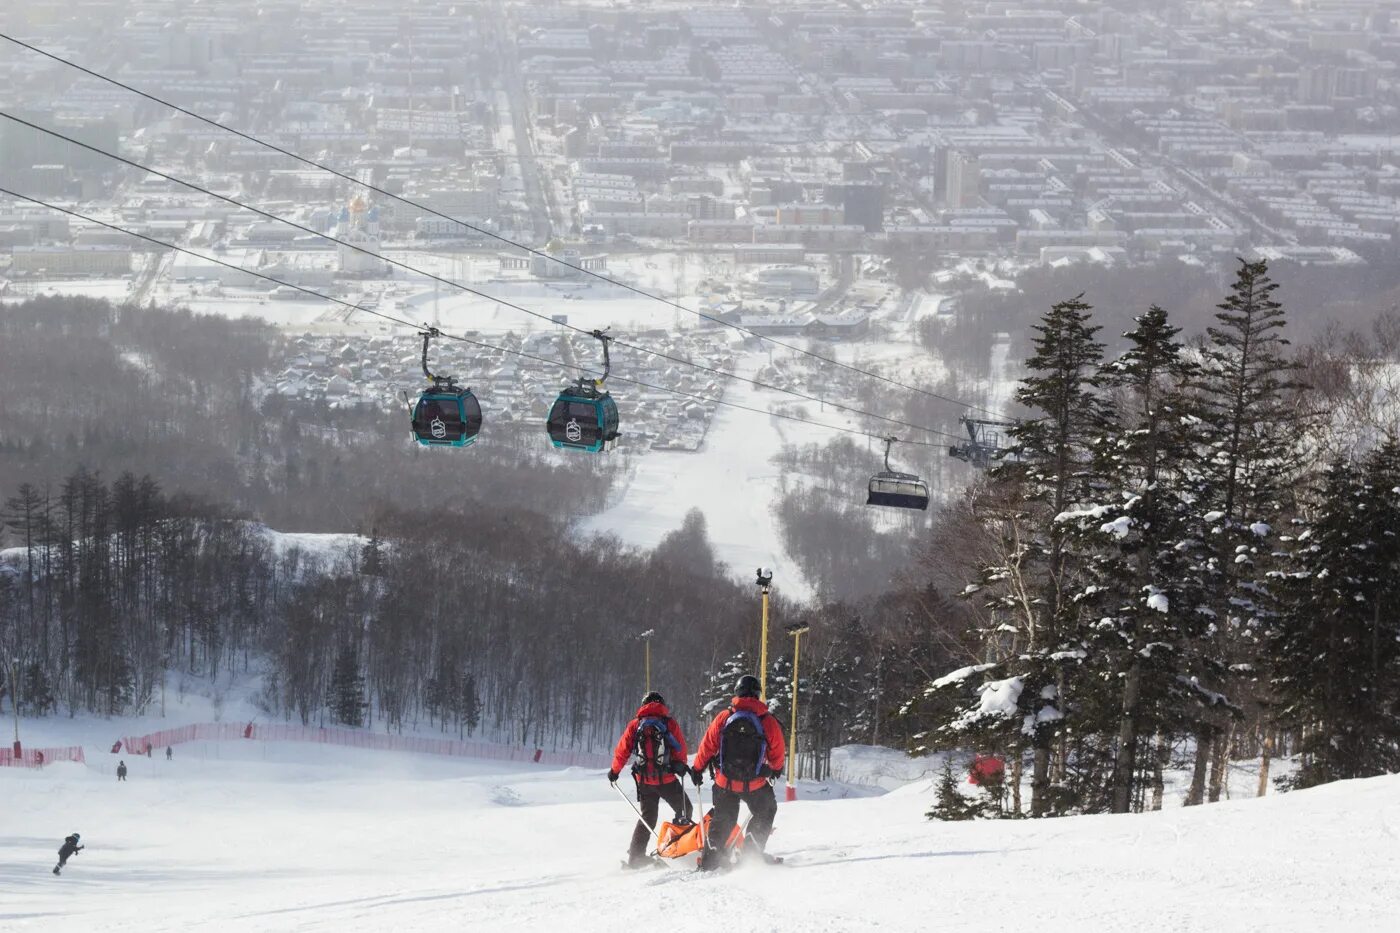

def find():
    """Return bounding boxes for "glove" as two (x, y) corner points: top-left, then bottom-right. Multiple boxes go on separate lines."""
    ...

(607, 769), (619, 784)
(670, 759), (689, 776)
(689, 766), (704, 786)
(759, 764), (775, 779)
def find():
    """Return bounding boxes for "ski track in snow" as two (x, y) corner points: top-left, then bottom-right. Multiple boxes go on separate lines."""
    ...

(578, 354), (814, 601)
(4, 726), (1399, 931)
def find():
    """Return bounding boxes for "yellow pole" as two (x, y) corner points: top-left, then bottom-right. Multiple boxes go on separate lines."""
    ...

(784, 622), (809, 802)
(760, 587), (770, 698)
(756, 565), (778, 689)
(755, 569), (773, 698)
(787, 633), (799, 777)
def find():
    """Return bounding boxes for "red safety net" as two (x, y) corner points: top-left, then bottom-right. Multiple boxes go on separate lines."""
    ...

(116, 722), (610, 769)
(0, 745), (86, 768)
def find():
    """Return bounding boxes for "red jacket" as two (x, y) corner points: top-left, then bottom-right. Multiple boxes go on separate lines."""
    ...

(969, 754), (1006, 786)
(692, 696), (786, 793)
(611, 701), (689, 786)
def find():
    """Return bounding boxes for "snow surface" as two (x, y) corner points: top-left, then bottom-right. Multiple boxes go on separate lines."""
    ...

(6, 711), (1399, 932)
(577, 354), (820, 600)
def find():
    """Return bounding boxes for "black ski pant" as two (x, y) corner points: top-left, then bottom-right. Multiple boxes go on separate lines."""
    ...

(709, 781), (777, 853)
(629, 779), (692, 858)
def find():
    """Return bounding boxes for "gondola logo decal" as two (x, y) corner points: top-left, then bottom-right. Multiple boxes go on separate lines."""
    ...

(431, 417), (447, 439)
(565, 419), (582, 443)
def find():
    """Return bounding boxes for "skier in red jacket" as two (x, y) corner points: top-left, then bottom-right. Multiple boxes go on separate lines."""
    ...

(609, 691), (692, 867)
(689, 675), (786, 870)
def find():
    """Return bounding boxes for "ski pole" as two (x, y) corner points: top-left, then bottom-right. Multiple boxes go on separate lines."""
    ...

(613, 778), (667, 857)
(697, 773), (709, 849)
(615, 778), (678, 859)
(612, 779), (655, 833)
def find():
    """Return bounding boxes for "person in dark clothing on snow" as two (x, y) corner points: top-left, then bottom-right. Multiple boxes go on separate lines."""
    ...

(116, 760), (127, 781)
(53, 833), (83, 875)
(609, 691), (693, 867)
(166, 746), (173, 761)
(689, 674), (786, 871)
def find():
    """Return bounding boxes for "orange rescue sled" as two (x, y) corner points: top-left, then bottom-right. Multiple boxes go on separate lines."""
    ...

(655, 811), (743, 860)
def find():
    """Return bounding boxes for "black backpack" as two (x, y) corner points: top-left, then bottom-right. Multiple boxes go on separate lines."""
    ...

(633, 716), (678, 780)
(718, 710), (767, 782)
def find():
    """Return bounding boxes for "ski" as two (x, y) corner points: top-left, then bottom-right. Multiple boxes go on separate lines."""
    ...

(620, 857), (666, 871)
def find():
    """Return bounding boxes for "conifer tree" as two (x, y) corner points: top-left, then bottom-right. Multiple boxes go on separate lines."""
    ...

(1271, 441), (1400, 787)
(1058, 305), (1208, 812)
(329, 647), (366, 728)
(927, 759), (979, 821)
(934, 295), (1109, 817)
(459, 672), (482, 737)
(994, 295), (1107, 816)
(766, 652), (793, 719)
(697, 651), (753, 719)
(1185, 259), (1304, 804)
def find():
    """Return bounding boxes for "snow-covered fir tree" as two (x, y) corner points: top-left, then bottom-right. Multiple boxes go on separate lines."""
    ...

(1270, 441), (1400, 787)
(1056, 305), (1215, 813)
(920, 295), (1110, 818)
(697, 651), (753, 719)
(1182, 258), (1304, 805)
(926, 760), (979, 821)
(801, 619), (871, 780)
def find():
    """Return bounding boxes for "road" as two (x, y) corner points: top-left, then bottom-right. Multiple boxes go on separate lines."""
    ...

(491, 0), (553, 245)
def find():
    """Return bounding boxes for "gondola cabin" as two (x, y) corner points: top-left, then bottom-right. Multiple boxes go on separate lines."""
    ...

(547, 387), (620, 453)
(412, 389), (483, 447)
(867, 470), (929, 510)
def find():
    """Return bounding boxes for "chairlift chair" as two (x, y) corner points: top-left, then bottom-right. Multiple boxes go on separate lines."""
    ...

(867, 436), (929, 510)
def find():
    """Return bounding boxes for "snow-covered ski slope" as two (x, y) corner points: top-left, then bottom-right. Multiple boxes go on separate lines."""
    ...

(4, 736), (1398, 932)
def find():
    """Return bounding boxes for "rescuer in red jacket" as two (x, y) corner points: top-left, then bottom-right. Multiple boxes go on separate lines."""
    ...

(609, 691), (693, 867)
(689, 674), (786, 870)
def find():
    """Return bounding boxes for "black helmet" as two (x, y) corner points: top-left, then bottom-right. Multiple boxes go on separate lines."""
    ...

(642, 691), (665, 706)
(72, 832), (80, 840)
(735, 674), (761, 698)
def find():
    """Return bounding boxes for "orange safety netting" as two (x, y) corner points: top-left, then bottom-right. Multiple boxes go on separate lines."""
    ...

(0, 745), (86, 768)
(114, 722), (611, 768)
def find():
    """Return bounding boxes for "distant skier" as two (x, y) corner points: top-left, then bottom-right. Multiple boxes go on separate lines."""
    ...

(116, 760), (127, 781)
(608, 691), (692, 868)
(166, 746), (173, 761)
(690, 674), (786, 871)
(53, 833), (83, 875)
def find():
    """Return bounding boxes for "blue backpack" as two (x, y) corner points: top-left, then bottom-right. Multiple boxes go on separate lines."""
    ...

(633, 716), (680, 780)
(718, 710), (767, 781)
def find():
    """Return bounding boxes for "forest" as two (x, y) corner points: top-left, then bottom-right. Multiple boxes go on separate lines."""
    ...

(4, 261), (1400, 814)
(900, 259), (1400, 817)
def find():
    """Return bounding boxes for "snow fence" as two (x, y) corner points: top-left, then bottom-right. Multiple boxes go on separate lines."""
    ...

(0, 745), (86, 768)
(116, 722), (610, 769)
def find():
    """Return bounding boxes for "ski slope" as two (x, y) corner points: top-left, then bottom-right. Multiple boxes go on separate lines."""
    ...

(4, 727), (1398, 931)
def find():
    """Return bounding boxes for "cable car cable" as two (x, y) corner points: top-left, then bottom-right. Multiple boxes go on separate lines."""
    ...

(0, 32), (1012, 422)
(0, 187), (958, 448)
(0, 112), (966, 442)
